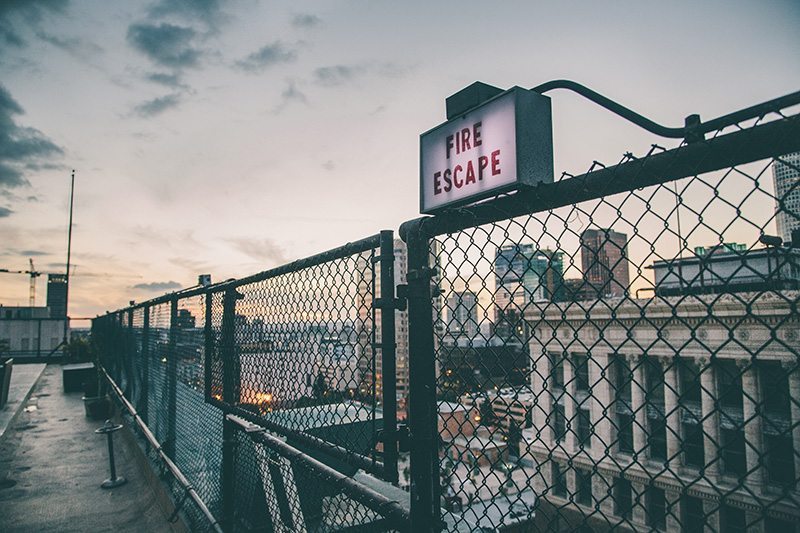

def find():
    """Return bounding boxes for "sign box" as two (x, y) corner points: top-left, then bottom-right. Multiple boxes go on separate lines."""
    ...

(420, 86), (553, 214)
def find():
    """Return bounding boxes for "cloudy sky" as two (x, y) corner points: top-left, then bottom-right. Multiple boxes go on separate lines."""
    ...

(0, 0), (798, 321)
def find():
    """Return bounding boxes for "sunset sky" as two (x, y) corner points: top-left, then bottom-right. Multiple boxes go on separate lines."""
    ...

(1, 0), (798, 322)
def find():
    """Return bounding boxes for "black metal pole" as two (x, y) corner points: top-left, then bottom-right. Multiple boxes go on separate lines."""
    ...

(140, 305), (150, 424)
(107, 432), (117, 480)
(379, 230), (399, 484)
(403, 222), (440, 532)
(220, 288), (242, 531)
(165, 298), (178, 458)
(63, 170), (75, 347)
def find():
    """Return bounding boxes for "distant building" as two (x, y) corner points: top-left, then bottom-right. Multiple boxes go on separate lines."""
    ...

(0, 306), (66, 357)
(46, 274), (67, 317)
(773, 152), (800, 244)
(651, 244), (800, 296)
(358, 238), (441, 410)
(494, 244), (564, 340)
(580, 228), (630, 298)
(445, 291), (479, 344)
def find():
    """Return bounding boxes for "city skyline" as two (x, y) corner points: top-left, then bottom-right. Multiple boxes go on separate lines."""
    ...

(1, 1), (798, 321)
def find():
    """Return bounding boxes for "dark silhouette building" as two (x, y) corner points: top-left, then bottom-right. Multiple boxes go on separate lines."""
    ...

(580, 228), (630, 298)
(46, 274), (67, 317)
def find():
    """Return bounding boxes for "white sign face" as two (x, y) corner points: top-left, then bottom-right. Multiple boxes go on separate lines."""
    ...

(420, 91), (518, 213)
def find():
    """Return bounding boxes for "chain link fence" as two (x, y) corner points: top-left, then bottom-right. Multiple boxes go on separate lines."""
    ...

(92, 87), (799, 532)
(93, 232), (405, 532)
(401, 106), (800, 531)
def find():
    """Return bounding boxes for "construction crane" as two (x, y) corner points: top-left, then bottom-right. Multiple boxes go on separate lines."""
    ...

(0, 259), (45, 306)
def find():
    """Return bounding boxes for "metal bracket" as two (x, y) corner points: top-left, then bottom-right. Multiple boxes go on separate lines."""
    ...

(406, 266), (435, 282)
(373, 295), (407, 312)
(397, 424), (411, 453)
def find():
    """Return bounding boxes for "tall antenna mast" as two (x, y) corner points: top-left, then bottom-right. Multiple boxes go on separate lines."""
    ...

(64, 170), (75, 345)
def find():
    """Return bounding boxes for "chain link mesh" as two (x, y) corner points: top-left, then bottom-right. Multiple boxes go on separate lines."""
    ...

(428, 114), (799, 532)
(91, 104), (799, 532)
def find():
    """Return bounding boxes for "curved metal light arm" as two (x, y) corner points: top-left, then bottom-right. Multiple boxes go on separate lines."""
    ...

(532, 79), (800, 142)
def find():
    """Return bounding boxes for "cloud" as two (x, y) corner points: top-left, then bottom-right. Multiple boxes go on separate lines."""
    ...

(19, 249), (48, 256)
(313, 62), (411, 87)
(0, 162), (25, 187)
(0, 0), (69, 53)
(0, 206), (11, 217)
(146, 71), (185, 88)
(133, 93), (182, 117)
(235, 41), (297, 72)
(313, 65), (365, 87)
(322, 160), (335, 171)
(291, 13), (320, 28)
(127, 22), (200, 69)
(147, 0), (227, 32)
(272, 80), (308, 114)
(0, 83), (63, 199)
(35, 30), (103, 60)
(132, 280), (182, 291)
(229, 238), (286, 265)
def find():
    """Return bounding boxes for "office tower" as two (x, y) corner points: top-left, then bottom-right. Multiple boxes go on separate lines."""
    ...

(580, 228), (630, 298)
(773, 152), (800, 244)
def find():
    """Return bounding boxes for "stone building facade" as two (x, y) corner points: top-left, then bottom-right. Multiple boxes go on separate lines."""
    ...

(524, 292), (799, 531)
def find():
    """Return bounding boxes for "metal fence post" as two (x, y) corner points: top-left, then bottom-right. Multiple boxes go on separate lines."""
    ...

(221, 288), (242, 531)
(402, 220), (441, 532)
(141, 305), (150, 424)
(165, 298), (178, 458)
(203, 292), (214, 403)
(379, 230), (399, 484)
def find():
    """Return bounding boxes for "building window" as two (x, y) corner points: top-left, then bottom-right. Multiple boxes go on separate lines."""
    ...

(646, 486), (666, 530)
(577, 406), (592, 449)
(552, 462), (566, 498)
(761, 361), (795, 487)
(554, 401), (566, 443)
(574, 355), (589, 393)
(613, 477), (632, 519)
(21, 338), (29, 350)
(764, 433), (794, 487)
(617, 413), (634, 453)
(766, 516), (795, 533)
(646, 359), (666, 461)
(720, 505), (746, 533)
(575, 468), (592, 507)
(680, 495), (704, 533)
(720, 427), (746, 477)
(614, 356), (634, 454)
(682, 420), (704, 468)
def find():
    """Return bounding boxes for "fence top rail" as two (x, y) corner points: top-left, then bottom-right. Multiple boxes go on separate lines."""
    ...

(97, 232), (385, 318)
(400, 111), (800, 243)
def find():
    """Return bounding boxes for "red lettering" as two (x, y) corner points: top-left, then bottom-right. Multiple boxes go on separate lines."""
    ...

(433, 171), (442, 195)
(455, 131), (461, 155)
(465, 161), (476, 185)
(446, 136), (454, 159)
(473, 122), (482, 147)
(461, 128), (471, 151)
(478, 156), (488, 180)
(443, 168), (452, 192)
(491, 150), (501, 176)
(453, 165), (463, 188)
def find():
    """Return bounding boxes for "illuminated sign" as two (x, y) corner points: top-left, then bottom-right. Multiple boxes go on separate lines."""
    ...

(420, 86), (553, 214)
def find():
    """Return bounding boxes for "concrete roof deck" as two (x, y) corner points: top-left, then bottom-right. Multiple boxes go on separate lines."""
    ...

(0, 364), (179, 533)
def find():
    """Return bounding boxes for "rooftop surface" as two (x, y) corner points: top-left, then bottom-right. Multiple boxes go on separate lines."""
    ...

(0, 364), (178, 533)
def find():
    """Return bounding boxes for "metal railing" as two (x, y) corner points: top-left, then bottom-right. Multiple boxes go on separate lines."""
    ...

(93, 231), (405, 531)
(93, 83), (800, 532)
